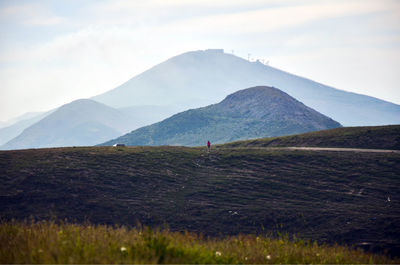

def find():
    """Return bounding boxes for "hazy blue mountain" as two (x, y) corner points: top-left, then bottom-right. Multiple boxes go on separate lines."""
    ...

(101, 86), (341, 146)
(0, 111), (54, 146)
(0, 112), (41, 129)
(92, 49), (400, 126)
(4, 111), (45, 127)
(0, 104), (182, 147)
(117, 105), (181, 129)
(0, 121), (9, 129)
(1, 99), (136, 150)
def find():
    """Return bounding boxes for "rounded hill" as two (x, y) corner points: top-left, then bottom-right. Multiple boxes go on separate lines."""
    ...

(102, 86), (341, 146)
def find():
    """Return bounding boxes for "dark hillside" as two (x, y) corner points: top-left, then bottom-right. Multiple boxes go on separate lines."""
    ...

(0, 146), (399, 256)
(223, 125), (400, 150)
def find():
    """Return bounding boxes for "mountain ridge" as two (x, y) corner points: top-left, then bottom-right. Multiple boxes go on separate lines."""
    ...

(0, 99), (135, 150)
(101, 86), (341, 146)
(0, 110), (54, 146)
(92, 49), (400, 126)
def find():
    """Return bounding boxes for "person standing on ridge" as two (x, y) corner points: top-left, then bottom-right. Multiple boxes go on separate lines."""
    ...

(207, 140), (211, 152)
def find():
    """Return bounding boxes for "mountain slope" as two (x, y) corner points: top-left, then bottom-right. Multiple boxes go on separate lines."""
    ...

(117, 105), (181, 129)
(0, 146), (399, 256)
(0, 99), (135, 150)
(0, 111), (45, 129)
(102, 86), (341, 146)
(0, 105), (182, 148)
(92, 49), (400, 126)
(0, 111), (54, 146)
(223, 125), (400, 150)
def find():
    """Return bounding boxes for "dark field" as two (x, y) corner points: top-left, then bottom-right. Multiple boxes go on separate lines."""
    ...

(0, 145), (399, 257)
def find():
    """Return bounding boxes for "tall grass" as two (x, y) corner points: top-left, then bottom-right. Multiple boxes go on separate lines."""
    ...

(0, 220), (397, 264)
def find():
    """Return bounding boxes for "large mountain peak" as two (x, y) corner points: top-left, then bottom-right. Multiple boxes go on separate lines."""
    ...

(92, 49), (400, 126)
(223, 86), (282, 102)
(215, 86), (312, 120)
(220, 86), (293, 109)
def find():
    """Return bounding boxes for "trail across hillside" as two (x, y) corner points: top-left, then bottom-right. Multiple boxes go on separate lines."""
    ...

(219, 146), (400, 154)
(284, 146), (400, 153)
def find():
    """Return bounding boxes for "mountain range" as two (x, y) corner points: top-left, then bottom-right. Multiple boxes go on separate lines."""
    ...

(1, 99), (135, 149)
(2, 49), (399, 150)
(93, 49), (400, 126)
(0, 110), (54, 146)
(0, 104), (180, 150)
(102, 86), (341, 146)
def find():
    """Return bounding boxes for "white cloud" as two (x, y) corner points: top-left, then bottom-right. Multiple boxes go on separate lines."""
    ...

(0, 3), (66, 26)
(25, 16), (66, 26)
(158, 0), (391, 35)
(93, 0), (293, 12)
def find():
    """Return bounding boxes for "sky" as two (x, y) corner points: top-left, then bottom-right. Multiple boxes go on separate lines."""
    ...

(0, 0), (399, 122)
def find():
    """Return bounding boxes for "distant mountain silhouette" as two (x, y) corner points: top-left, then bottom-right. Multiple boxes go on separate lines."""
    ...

(0, 111), (43, 129)
(0, 111), (53, 146)
(1, 99), (136, 150)
(92, 49), (400, 126)
(101, 86), (341, 146)
(0, 104), (183, 148)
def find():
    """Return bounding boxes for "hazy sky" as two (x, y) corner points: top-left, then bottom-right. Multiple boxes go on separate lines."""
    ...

(0, 0), (399, 122)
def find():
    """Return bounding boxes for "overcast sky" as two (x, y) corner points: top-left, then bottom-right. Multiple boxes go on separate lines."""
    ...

(0, 0), (399, 122)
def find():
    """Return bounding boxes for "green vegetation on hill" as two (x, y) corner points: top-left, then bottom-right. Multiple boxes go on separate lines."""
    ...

(223, 125), (400, 150)
(103, 86), (340, 146)
(1, 145), (399, 257)
(1, 221), (398, 264)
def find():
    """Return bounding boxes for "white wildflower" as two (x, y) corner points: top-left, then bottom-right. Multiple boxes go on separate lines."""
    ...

(120, 247), (127, 252)
(215, 251), (222, 256)
(266, 255), (271, 260)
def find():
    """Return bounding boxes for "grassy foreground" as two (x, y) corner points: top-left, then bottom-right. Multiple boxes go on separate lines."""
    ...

(0, 221), (398, 264)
